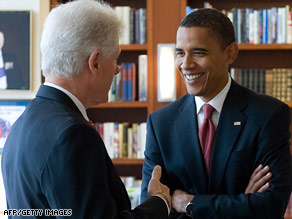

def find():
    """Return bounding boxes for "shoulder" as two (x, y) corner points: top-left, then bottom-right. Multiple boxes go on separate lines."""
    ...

(232, 81), (290, 115)
(150, 94), (192, 119)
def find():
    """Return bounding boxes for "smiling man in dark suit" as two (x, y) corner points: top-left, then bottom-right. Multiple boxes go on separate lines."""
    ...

(1, 0), (171, 218)
(141, 8), (291, 219)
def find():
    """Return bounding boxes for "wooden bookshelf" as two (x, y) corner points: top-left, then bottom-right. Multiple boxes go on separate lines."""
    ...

(90, 101), (148, 109)
(285, 101), (292, 108)
(113, 159), (144, 179)
(120, 44), (148, 51)
(112, 158), (144, 165)
(238, 43), (292, 50)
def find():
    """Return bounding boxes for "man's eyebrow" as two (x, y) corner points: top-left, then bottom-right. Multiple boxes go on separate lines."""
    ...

(175, 47), (208, 52)
(191, 48), (208, 52)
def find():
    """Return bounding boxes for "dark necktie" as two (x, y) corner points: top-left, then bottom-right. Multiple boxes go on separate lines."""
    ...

(198, 104), (215, 174)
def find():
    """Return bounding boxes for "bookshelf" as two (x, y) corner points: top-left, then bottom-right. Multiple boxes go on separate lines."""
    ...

(50, 0), (292, 173)
(238, 44), (292, 50)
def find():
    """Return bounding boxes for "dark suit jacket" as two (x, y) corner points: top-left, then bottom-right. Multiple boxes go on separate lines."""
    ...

(141, 81), (292, 219)
(1, 85), (168, 219)
(3, 51), (28, 90)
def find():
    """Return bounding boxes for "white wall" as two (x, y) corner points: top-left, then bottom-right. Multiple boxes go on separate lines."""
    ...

(0, 0), (50, 99)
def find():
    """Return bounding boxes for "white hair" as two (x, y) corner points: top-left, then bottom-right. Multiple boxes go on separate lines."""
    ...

(41, 0), (123, 78)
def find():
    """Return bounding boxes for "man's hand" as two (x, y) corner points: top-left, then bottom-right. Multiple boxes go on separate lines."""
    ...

(171, 189), (194, 213)
(148, 165), (171, 209)
(245, 164), (272, 194)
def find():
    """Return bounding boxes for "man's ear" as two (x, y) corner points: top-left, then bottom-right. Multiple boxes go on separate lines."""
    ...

(226, 42), (238, 65)
(88, 50), (100, 73)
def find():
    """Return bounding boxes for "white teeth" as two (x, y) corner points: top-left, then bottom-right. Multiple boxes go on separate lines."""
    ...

(185, 73), (203, 81)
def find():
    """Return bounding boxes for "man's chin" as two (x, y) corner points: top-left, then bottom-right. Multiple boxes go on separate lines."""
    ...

(186, 87), (201, 97)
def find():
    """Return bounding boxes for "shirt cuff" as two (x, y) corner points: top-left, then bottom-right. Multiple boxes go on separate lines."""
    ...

(152, 194), (171, 215)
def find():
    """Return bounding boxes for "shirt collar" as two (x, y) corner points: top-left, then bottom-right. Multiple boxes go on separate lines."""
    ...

(195, 76), (231, 114)
(44, 82), (89, 121)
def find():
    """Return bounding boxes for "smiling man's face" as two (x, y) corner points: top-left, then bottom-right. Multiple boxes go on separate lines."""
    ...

(175, 27), (233, 102)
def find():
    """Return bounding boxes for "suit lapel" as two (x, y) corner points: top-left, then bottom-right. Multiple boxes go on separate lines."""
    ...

(209, 81), (247, 193)
(174, 95), (208, 193)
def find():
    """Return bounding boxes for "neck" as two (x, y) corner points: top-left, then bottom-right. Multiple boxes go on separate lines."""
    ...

(45, 75), (91, 108)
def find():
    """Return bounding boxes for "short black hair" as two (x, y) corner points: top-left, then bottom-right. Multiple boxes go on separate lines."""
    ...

(180, 8), (235, 50)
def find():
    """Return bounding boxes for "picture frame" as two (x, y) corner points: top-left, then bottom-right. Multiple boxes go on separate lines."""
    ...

(0, 11), (32, 91)
(0, 0), (50, 100)
(0, 101), (29, 152)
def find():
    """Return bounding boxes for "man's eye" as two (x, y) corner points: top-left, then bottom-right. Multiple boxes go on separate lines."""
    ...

(193, 52), (206, 56)
(176, 51), (184, 57)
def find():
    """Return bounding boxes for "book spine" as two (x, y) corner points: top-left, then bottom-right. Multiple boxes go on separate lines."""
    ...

(113, 122), (119, 158)
(127, 127), (133, 158)
(127, 63), (133, 101)
(137, 122), (146, 159)
(122, 64), (128, 101)
(131, 123), (138, 158)
(123, 6), (131, 45)
(253, 69), (258, 92)
(287, 11), (292, 43)
(118, 123), (124, 158)
(249, 9), (254, 44)
(115, 6), (124, 44)
(132, 63), (137, 101)
(258, 69), (265, 94)
(139, 8), (147, 44)
(129, 8), (135, 44)
(135, 9), (140, 44)
(254, 10), (259, 44)
(138, 55), (147, 101)
(287, 69), (292, 101)
(122, 123), (129, 158)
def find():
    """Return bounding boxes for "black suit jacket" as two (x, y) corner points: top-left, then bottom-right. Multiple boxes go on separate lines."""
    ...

(1, 85), (168, 218)
(3, 51), (28, 90)
(141, 81), (292, 218)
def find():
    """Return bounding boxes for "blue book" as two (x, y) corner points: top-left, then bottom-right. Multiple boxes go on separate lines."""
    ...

(263, 9), (268, 43)
(127, 64), (133, 101)
(122, 64), (129, 101)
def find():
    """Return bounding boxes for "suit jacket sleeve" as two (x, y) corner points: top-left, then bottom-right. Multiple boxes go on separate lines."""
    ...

(40, 122), (168, 219)
(141, 103), (291, 219)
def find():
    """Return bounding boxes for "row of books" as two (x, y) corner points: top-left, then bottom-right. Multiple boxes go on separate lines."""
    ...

(186, 5), (292, 44)
(120, 176), (142, 209)
(230, 68), (292, 101)
(95, 122), (147, 159)
(108, 55), (147, 102)
(115, 6), (146, 45)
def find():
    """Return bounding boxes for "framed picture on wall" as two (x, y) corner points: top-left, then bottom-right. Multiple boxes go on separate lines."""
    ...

(0, 11), (31, 91)
(0, 101), (29, 152)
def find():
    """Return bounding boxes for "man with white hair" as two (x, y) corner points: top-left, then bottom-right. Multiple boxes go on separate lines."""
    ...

(1, 1), (170, 218)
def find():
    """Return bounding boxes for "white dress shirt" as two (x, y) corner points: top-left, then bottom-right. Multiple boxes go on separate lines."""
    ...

(195, 76), (232, 129)
(43, 82), (89, 121)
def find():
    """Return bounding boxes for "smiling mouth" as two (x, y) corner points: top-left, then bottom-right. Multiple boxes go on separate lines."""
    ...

(184, 73), (205, 81)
